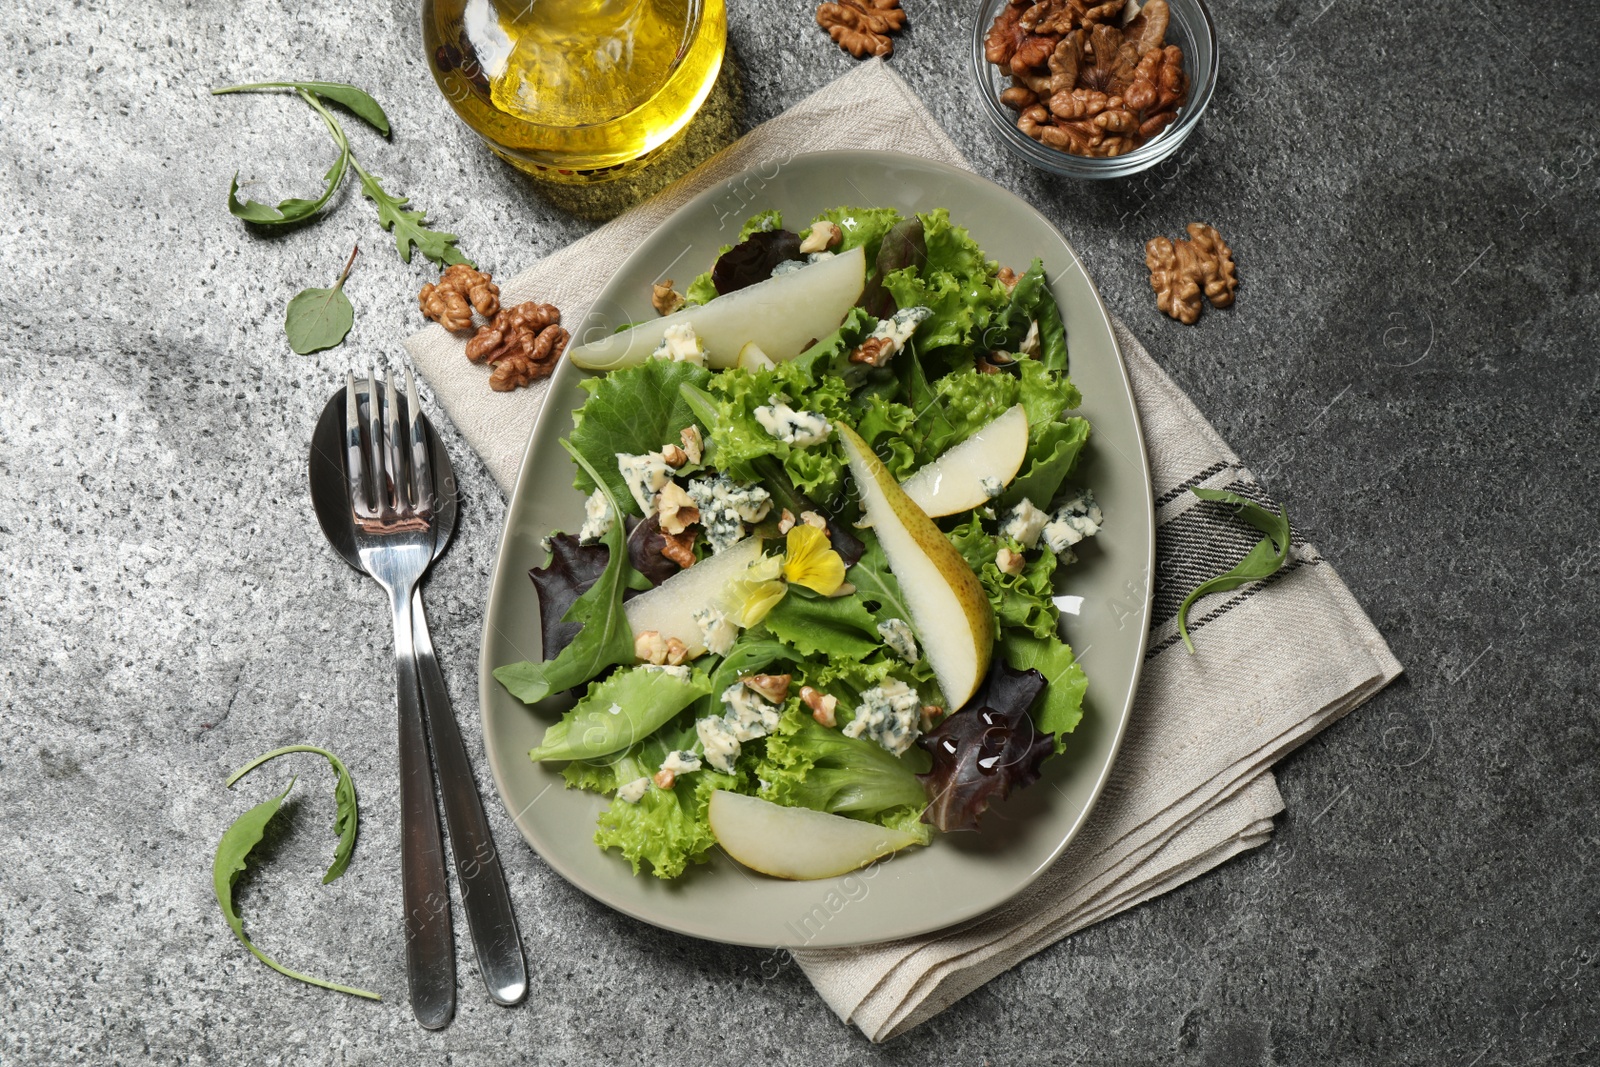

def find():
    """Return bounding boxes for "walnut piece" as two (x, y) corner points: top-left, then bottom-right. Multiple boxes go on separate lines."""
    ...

(419, 264), (500, 332)
(801, 686), (838, 727)
(800, 220), (843, 254)
(659, 529), (697, 569)
(817, 0), (906, 58)
(635, 630), (668, 665)
(743, 673), (793, 704)
(652, 279), (686, 317)
(679, 425), (703, 464)
(1021, 0), (1124, 35)
(1145, 222), (1237, 324)
(466, 301), (568, 392)
(656, 481), (700, 535)
(850, 336), (896, 367)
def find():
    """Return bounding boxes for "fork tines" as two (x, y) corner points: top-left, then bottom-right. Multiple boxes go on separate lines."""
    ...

(345, 368), (435, 528)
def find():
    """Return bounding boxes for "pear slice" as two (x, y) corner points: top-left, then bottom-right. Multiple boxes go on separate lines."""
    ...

(835, 422), (994, 708)
(708, 790), (922, 880)
(623, 536), (765, 653)
(567, 246), (866, 371)
(899, 404), (1029, 517)
(736, 341), (776, 372)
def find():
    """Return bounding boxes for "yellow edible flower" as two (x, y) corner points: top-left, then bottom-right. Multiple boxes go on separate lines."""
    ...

(782, 525), (846, 596)
(728, 552), (787, 626)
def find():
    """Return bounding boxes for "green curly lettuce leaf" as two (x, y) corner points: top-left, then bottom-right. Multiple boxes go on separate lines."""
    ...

(948, 518), (1060, 639)
(567, 358), (712, 508)
(757, 705), (931, 844)
(592, 723), (741, 879)
(1001, 415), (1091, 511)
(879, 209), (1009, 353)
(809, 206), (903, 266)
(1000, 630), (1088, 752)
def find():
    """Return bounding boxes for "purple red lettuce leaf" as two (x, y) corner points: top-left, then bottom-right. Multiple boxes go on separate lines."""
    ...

(917, 661), (1055, 832)
(711, 230), (803, 295)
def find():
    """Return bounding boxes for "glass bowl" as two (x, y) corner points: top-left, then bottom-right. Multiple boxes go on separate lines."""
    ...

(969, 0), (1218, 180)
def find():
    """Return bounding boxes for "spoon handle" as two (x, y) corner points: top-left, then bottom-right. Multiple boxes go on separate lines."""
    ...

(388, 582), (457, 1030)
(412, 589), (529, 1006)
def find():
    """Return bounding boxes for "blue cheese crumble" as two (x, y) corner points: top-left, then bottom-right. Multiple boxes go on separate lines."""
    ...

(651, 321), (706, 366)
(771, 250), (837, 277)
(721, 683), (780, 742)
(578, 487), (614, 544)
(617, 451), (671, 513)
(980, 475), (1004, 501)
(616, 777), (650, 804)
(862, 305), (933, 361)
(641, 664), (693, 680)
(841, 679), (922, 756)
(660, 750), (702, 777)
(876, 618), (919, 664)
(1001, 498), (1051, 549)
(686, 473), (772, 554)
(753, 396), (832, 447)
(1042, 489), (1105, 556)
(696, 715), (742, 774)
(693, 606), (739, 656)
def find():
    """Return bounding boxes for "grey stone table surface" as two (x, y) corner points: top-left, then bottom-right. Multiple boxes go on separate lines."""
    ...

(2, 0), (1597, 1063)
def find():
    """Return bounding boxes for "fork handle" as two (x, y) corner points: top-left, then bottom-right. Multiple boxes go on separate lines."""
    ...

(411, 589), (528, 1005)
(390, 584), (457, 1029)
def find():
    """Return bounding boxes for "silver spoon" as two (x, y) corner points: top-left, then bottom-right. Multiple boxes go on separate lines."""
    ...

(309, 382), (528, 1014)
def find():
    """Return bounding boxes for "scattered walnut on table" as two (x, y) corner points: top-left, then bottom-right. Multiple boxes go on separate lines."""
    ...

(816, 0), (906, 58)
(465, 300), (568, 392)
(1145, 222), (1237, 324)
(652, 278), (685, 316)
(419, 264), (500, 331)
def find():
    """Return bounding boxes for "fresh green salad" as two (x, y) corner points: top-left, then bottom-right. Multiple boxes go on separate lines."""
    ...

(494, 205), (1105, 881)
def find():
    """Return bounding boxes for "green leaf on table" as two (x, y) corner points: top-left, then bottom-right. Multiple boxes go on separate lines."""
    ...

(1000, 630), (1088, 752)
(1177, 488), (1293, 653)
(567, 358), (712, 507)
(493, 444), (638, 703)
(225, 744), (361, 883)
(212, 777), (380, 1000)
(213, 80), (391, 135)
(529, 664), (713, 762)
(217, 85), (353, 227)
(353, 160), (472, 268)
(283, 246), (359, 356)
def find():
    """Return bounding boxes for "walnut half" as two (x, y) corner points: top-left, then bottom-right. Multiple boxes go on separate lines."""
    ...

(419, 264), (500, 331)
(817, 0), (906, 58)
(1145, 222), (1238, 325)
(465, 301), (568, 391)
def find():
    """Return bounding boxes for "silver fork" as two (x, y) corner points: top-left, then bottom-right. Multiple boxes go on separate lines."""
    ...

(346, 369), (455, 1029)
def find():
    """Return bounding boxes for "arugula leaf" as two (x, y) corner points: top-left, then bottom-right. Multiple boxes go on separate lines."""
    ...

(1000, 631), (1088, 751)
(757, 704), (931, 843)
(221, 88), (351, 226)
(1177, 488), (1293, 653)
(213, 80), (391, 135)
(284, 245), (358, 355)
(991, 258), (1069, 371)
(529, 665), (712, 762)
(351, 158), (471, 268)
(225, 745), (360, 883)
(848, 532), (914, 628)
(494, 444), (637, 703)
(569, 358), (711, 506)
(212, 778), (380, 1000)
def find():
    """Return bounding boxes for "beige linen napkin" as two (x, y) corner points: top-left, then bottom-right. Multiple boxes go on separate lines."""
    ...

(405, 61), (1402, 1042)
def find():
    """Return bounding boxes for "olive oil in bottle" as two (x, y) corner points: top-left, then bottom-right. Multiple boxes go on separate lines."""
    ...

(423, 0), (725, 181)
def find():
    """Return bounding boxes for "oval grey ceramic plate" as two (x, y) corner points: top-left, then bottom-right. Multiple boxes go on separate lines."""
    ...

(480, 151), (1154, 949)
